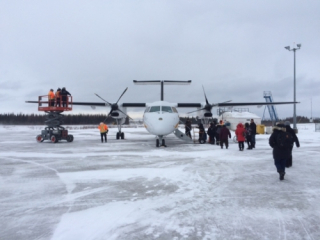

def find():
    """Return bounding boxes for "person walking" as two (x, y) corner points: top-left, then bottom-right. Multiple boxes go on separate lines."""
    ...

(284, 121), (300, 167)
(185, 119), (192, 139)
(235, 123), (246, 151)
(269, 122), (294, 180)
(48, 89), (55, 107)
(219, 124), (231, 149)
(250, 119), (257, 148)
(61, 87), (71, 107)
(244, 122), (253, 149)
(98, 122), (108, 143)
(207, 122), (216, 145)
(215, 123), (222, 146)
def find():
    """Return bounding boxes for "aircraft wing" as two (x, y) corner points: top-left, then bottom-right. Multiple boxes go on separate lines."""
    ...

(72, 102), (147, 107)
(175, 102), (298, 108)
(177, 103), (202, 108)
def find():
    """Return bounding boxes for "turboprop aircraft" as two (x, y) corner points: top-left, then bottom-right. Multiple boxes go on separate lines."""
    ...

(26, 80), (298, 147)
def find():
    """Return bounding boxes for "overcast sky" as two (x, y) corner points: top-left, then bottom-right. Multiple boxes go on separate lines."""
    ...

(1, 0), (319, 120)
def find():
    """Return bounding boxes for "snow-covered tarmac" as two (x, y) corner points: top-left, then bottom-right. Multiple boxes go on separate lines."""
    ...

(1, 124), (320, 240)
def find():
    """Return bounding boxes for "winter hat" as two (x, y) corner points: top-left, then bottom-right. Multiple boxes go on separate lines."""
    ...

(284, 121), (290, 126)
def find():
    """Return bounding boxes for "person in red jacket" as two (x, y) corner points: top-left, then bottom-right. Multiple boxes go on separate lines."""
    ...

(219, 124), (231, 149)
(98, 122), (109, 143)
(235, 123), (246, 151)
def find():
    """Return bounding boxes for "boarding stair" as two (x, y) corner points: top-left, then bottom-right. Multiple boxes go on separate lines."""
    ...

(262, 91), (279, 122)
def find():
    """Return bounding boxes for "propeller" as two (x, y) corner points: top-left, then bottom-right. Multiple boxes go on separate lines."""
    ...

(95, 87), (133, 122)
(187, 86), (232, 115)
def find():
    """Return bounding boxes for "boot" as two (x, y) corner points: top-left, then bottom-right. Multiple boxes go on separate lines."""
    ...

(280, 172), (285, 180)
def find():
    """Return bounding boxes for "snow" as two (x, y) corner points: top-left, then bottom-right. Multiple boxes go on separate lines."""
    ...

(1, 124), (320, 240)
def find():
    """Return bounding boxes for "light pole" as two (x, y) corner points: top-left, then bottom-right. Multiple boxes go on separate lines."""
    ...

(285, 43), (301, 131)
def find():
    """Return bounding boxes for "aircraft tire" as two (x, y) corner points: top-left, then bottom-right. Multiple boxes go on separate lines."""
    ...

(116, 132), (120, 140)
(121, 132), (124, 139)
(156, 139), (160, 147)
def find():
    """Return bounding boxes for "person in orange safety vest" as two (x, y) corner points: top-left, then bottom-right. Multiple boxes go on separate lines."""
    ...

(98, 122), (109, 143)
(55, 88), (61, 107)
(48, 89), (55, 107)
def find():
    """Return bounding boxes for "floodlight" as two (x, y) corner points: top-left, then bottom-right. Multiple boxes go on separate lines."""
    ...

(297, 44), (301, 48)
(285, 46), (290, 50)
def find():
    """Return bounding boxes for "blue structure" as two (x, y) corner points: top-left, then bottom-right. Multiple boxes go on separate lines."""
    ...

(262, 91), (279, 122)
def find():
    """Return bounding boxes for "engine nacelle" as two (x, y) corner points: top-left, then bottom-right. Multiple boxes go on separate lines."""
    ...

(111, 112), (119, 117)
(204, 112), (212, 117)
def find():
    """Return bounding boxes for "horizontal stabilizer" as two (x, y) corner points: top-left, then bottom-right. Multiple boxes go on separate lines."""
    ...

(133, 80), (191, 85)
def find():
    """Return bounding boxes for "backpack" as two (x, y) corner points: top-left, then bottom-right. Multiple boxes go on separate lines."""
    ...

(276, 131), (294, 149)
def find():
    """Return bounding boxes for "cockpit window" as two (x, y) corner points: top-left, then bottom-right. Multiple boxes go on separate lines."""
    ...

(162, 106), (173, 113)
(172, 107), (178, 113)
(144, 107), (150, 113)
(149, 106), (161, 112)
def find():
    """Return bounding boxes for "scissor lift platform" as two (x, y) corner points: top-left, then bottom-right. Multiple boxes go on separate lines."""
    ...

(35, 95), (74, 143)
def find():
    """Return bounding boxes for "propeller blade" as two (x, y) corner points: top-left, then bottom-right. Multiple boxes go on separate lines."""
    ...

(202, 85), (210, 105)
(115, 87), (128, 104)
(117, 108), (133, 120)
(94, 93), (112, 106)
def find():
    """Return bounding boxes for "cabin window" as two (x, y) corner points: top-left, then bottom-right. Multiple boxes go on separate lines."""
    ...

(162, 106), (173, 113)
(149, 106), (161, 112)
(172, 107), (178, 113)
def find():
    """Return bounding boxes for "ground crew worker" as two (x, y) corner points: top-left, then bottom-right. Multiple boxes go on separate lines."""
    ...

(55, 88), (61, 107)
(98, 122), (108, 143)
(48, 89), (55, 107)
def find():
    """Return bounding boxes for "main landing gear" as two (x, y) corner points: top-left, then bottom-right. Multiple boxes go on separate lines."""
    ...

(115, 118), (126, 140)
(116, 132), (125, 140)
(156, 136), (166, 147)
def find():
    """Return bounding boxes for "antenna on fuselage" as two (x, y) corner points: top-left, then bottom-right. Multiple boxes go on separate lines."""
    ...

(133, 80), (192, 101)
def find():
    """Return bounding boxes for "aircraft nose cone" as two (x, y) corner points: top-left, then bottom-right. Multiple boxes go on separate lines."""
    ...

(144, 114), (178, 135)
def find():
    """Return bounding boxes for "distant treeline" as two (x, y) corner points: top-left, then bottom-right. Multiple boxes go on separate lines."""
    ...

(0, 113), (119, 125)
(0, 113), (318, 125)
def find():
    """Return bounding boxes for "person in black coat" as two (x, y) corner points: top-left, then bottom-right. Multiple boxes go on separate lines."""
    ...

(207, 122), (216, 144)
(215, 124), (222, 145)
(244, 122), (253, 150)
(250, 119), (257, 148)
(60, 87), (71, 107)
(196, 123), (206, 143)
(284, 121), (300, 167)
(185, 119), (192, 139)
(219, 125), (231, 149)
(269, 122), (294, 180)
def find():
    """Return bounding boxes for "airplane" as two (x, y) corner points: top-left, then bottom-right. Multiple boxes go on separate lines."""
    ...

(26, 80), (298, 147)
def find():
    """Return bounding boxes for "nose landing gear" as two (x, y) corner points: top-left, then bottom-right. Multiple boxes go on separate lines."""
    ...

(156, 136), (166, 147)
